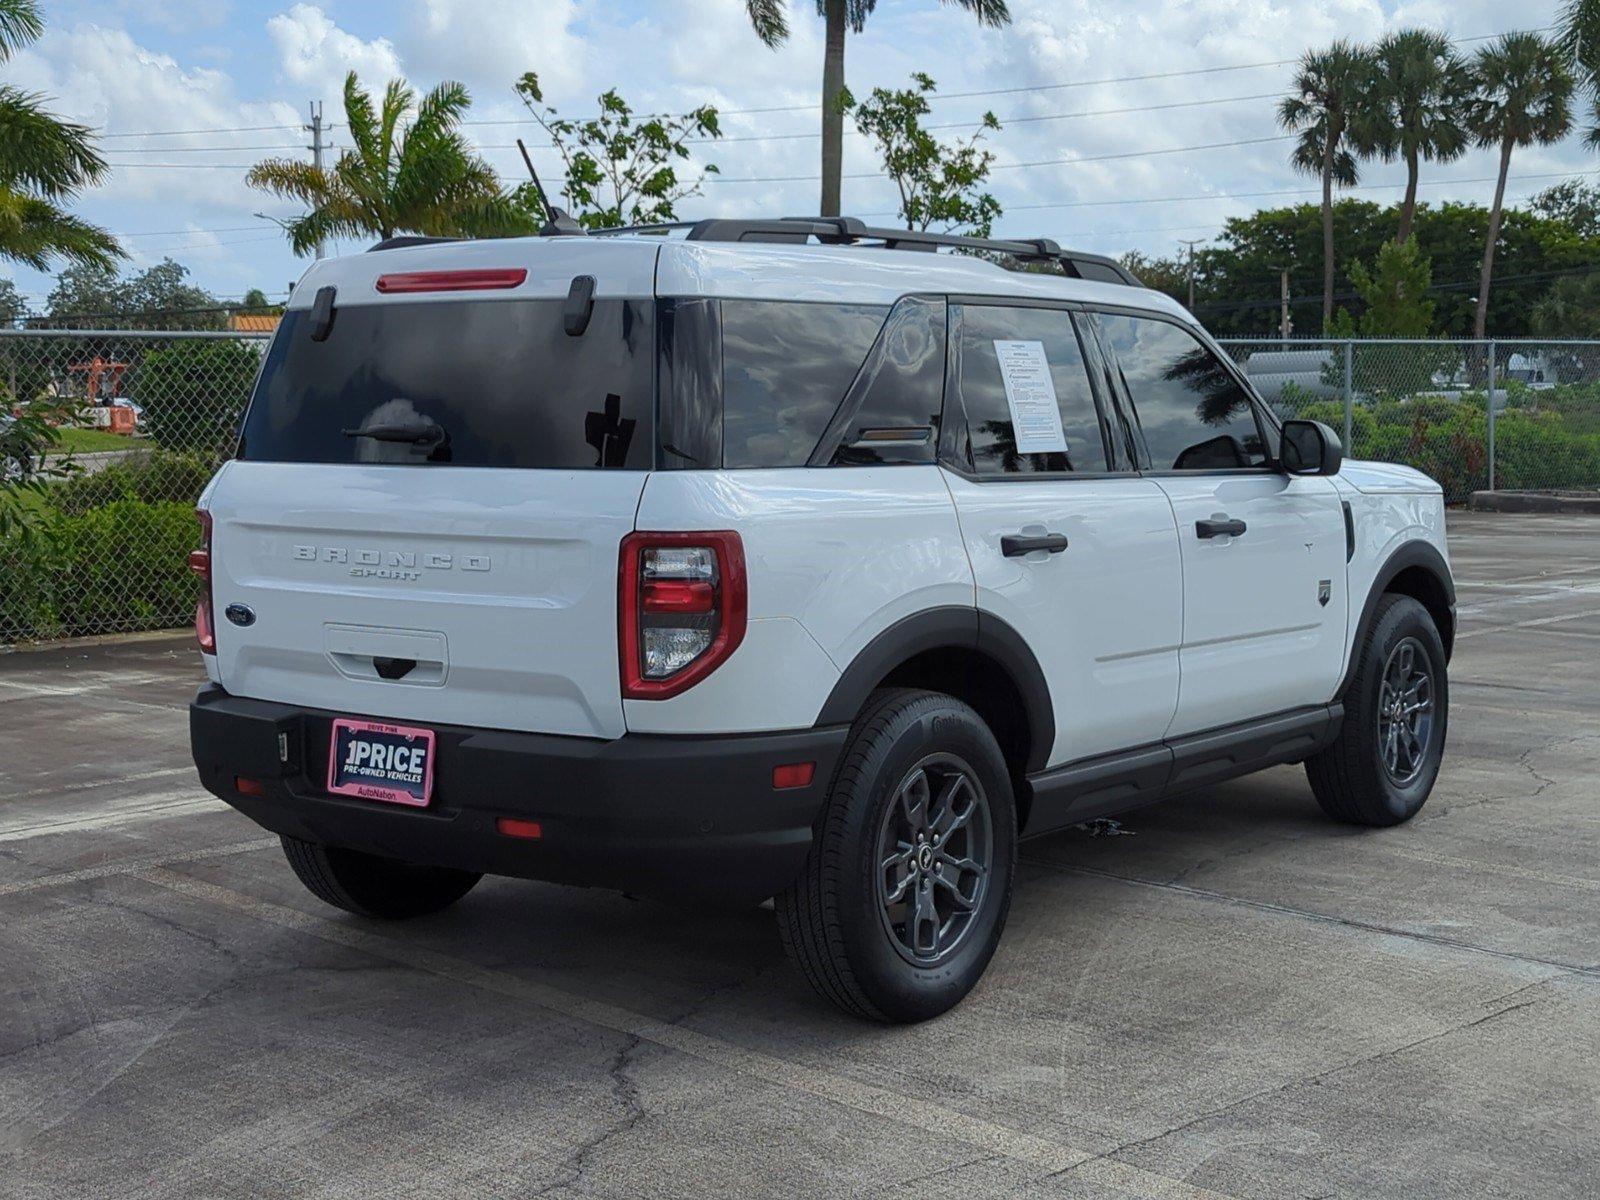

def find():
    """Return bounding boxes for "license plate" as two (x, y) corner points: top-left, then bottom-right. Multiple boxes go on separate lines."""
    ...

(326, 718), (435, 807)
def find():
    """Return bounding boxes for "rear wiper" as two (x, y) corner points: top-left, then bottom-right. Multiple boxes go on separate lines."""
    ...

(342, 421), (445, 445)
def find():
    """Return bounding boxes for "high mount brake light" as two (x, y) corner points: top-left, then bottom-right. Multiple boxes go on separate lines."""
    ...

(619, 532), (746, 700)
(191, 508), (215, 655)
(374, 268), (528, 294)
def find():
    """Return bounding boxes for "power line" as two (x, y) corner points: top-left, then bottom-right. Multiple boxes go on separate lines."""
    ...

(97, 123), (310, 139)
(105, 144), (305, 155)
(473, 90), (1285, 149)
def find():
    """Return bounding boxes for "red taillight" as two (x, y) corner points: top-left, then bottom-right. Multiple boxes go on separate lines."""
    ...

(192, 508), (215, 655)
(619, 531), (746, 700)
(374, 268), (528, 294)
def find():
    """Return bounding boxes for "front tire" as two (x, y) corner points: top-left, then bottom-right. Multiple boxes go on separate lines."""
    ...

(776, 689), (1017, 1022)
(1306, 594), (1448, 826)
(281, 836), (481, 918)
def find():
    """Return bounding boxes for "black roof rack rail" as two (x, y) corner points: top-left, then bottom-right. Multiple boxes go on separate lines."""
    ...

(677, 217), (1143, 286)
(367, 235), (463, 253)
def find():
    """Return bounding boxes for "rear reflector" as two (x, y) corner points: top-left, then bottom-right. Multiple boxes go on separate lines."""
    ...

(234, 776), (266, 797)
(375, 268), (528, 294)
(771, 762), (816, 790)
(496, 817), (544, 840)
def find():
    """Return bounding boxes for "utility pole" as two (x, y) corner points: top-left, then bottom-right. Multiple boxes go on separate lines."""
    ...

(305, 100), (326, 260)
(1178, 238), (1204, 311)
(1279, 268), (1292, 341)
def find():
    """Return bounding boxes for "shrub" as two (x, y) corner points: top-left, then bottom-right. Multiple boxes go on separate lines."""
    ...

(49, 450), (215, 516)
(0, 500), (200, 642)
(133, 338), (260, 459)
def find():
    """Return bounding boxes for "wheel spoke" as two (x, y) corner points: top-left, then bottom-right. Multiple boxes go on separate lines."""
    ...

(881, 846), (915, 904)
(911, 882), (940, 956)
(933, 861), (983, 910)
(898, 769), (931, 834)
(929, 776), (975, 840)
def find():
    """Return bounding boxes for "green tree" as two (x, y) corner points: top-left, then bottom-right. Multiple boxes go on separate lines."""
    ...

(1360, 29), (1471, 244)
(47, 258), (221, 329)
(512, 74), (722, 230)
(248, 72), (533, 255)
(0, 275), (23, 323)
(1560, 0), (1600, 91)
(1176, 199), (1600, 338)
(134, 338), (260, 460)
(1118, 250), (1187, 297)
(1531, 271), (1600, 337)
(1279, 39), (1373, 329)
(1529, 179), (1600, 236)
(747, 1), (1010, 218)
(843, 73), (1000, 235)
(1345, 238), (1435, 336)
(1467, 33), (1574, 339)
(0, 0), (121, 270)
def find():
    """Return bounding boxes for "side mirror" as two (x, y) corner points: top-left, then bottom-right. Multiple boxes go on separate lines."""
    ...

(1279, 419), (1342, 476)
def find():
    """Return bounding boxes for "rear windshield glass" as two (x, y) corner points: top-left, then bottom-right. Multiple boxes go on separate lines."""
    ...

(239, 298), (654, 469)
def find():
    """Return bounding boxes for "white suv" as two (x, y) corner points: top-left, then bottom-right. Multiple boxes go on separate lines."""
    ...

(189, 218), (1454, 1021)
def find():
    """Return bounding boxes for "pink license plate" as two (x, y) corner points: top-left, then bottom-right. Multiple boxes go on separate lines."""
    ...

(327, 718), (436, 807)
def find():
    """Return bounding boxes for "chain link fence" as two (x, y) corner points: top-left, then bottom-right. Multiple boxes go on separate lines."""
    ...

(1220, 338), (1600, 503)
(2, 330), (1598, 646)
(1, 329), (270, 646)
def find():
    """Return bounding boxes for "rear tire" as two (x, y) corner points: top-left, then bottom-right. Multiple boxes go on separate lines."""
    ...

(776, 688), (1017, 1023)
(281, 836), (481, 918)
(1306, 594), (1448, 827)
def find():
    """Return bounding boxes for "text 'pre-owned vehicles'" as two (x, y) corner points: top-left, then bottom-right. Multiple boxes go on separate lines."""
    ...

(189, 217), (1454, 1021)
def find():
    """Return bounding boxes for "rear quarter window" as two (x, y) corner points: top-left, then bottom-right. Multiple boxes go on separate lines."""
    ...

(720, 300), (888, 468)
(240, 298), (654, 470)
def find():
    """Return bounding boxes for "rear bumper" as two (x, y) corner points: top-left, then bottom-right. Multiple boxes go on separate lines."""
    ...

(189, 684), (846, 904)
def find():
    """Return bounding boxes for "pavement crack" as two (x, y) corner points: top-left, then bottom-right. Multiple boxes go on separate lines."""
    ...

(532, 1033), (646, 1195)
(1047, 988), (1547, 1184)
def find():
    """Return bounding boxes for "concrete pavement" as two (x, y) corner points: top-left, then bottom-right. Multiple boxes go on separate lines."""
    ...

(2, 511), (1597, 1199)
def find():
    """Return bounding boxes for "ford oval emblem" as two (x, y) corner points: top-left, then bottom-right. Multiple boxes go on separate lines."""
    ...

(224, 603), (256, 627)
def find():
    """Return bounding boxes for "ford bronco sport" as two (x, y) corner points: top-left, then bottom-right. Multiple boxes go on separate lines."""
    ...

(189, 217), (1454, 1022)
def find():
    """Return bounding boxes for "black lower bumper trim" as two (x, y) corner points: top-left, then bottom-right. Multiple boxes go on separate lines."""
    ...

(189, 684), (846, 904)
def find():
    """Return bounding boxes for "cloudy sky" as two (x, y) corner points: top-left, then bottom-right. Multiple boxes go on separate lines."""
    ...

(3, 0), (1583, 311)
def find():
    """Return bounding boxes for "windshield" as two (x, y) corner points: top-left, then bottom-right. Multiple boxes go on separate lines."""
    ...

(239, 297), (654, 470)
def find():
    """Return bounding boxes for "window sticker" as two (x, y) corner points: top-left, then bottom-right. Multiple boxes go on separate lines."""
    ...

(992, 340), (1068, 454)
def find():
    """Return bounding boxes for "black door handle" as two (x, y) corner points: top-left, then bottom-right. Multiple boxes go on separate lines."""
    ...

(1002, 533), (1069, 557)
(1196, 517), (1247, 539)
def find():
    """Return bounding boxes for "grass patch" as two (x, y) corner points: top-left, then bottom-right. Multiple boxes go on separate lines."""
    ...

(53, 427), (145, 454)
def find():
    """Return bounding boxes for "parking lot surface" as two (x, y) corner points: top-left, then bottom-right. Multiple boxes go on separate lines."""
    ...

(2, 511), (1597, 1199)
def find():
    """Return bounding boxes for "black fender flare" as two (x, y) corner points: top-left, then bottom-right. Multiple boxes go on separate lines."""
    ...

(814, 606), (1056, 774)
(1339, 539), (1456, 699)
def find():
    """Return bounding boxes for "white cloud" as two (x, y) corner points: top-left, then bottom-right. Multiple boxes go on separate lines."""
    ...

(403, 0), (584, 102)
(268, 4), (403, 92)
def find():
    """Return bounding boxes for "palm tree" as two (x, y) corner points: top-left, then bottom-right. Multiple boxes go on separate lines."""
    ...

(1360, 29), (1471, 244)
(1467, 34), (1574, 340)
(0, 0), (121, 269)
(248, 72), (534, 256)
(1279, 40), (1372, 330)
(1559, 0), (1600, 91)
(743, 1), (1011, 217)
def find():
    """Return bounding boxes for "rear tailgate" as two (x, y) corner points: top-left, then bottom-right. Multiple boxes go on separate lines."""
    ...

(208, 463), (642, 738)
(206, 238), (659, 739)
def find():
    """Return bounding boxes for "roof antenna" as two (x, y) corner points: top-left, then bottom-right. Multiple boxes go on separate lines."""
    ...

(517, 138), (584, 237)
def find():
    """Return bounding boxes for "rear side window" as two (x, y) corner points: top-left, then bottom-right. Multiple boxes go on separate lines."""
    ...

(1095, 313), (1268, 470)
(950, 304), (1110, 475)
(720, 301), (887, 468)
(240, 298), (653, 469)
